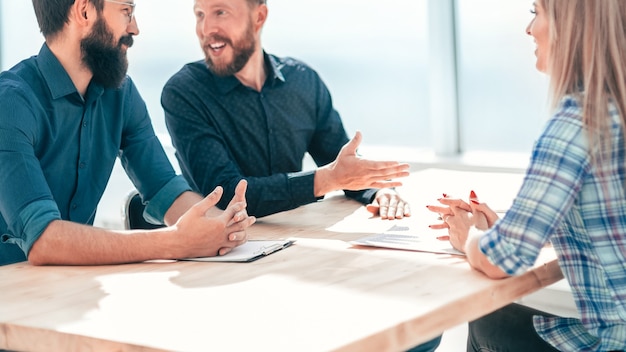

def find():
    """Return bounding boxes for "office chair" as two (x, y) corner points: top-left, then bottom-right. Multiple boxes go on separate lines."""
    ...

(121, 189), (165, 230)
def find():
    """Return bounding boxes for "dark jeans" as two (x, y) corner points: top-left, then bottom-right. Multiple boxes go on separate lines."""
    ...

(407, 335), (442, 352)
(467, 303), (560, 352)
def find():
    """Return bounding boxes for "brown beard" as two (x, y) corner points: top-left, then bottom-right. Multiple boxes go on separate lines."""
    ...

(204, 19), (256, 77)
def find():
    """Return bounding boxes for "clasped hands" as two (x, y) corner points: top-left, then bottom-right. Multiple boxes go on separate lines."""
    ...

(175, 180), (256, 258)
(426, 191), (499, 252)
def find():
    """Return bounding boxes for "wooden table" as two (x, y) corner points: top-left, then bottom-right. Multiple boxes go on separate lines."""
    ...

(0, 168), (564, 352)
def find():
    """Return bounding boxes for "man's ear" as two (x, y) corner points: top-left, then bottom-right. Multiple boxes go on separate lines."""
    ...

(72, 0), (93, 25)
(255, 4), (268, 32)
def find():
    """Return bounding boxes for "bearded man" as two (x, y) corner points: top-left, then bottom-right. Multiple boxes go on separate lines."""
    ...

(162, 0), (412, 221)
(161, 2), (438, 350)
(0, 0), (255, 266)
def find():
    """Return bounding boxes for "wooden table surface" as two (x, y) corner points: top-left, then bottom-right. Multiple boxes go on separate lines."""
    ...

(0, 168), (564, 352)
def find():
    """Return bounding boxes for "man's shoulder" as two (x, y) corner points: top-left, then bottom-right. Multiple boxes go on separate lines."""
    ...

(164, 60), (219, 93)
(167, 60), (210, 82)
(266, 53), (326, 87)
(268, 54), (314, 72)
(1, 55), (38, 80)
(0, 58), (42, 99)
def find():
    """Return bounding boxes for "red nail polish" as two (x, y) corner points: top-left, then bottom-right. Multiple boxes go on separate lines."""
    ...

(471, 199), (479, 205)
(470, 190), (477, 199)
(442, 193), (448, 198)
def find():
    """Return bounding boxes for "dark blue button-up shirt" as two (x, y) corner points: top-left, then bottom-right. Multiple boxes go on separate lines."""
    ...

(162, 53), (377, 217)
(0, 44), (190, 265)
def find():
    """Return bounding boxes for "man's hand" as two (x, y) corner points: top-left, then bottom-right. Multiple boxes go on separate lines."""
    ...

(365, 189), (411, 220)
(219, 180), (254, 255)
(314, 131), (410, 197)
(173, 184), (255, 258)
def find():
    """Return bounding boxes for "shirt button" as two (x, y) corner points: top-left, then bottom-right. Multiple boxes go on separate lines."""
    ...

(72, 204), (78, 210)
(83, 122), (88, 127)
(79, 162), (86, 169)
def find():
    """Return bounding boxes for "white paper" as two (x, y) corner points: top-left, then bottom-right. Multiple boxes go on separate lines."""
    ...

(351, 226), (464, 256)
(180, 240), (294, 262)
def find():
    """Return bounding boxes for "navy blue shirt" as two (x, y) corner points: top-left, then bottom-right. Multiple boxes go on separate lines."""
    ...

(162, 53), (377, 217)
(0, 44), (190, 265)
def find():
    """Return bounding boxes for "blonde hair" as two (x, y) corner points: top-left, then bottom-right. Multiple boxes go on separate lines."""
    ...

(541, 0), (626, 156)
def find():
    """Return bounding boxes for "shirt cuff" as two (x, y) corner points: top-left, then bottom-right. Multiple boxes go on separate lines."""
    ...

(343, 188), (379, 205)
(287, 170), (321, 204)
(479, 229), (527, 276)
(144, 175), (192, 225)
(1, 199), (61, 257)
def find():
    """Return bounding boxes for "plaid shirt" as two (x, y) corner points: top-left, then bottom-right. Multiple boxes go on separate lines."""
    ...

(480, 96), (626, 351)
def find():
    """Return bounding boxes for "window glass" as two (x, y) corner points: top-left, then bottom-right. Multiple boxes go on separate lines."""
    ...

(2, 0), (553, 156)
(0, 1), (41, 70)
(456, 0), (549, 153)
(1, 0), (429, 149)
(263, 0), (430, 148)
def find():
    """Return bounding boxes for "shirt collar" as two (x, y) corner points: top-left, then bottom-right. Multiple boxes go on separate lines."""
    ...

(266, 52), (286, 84)
(213, 51), (286, 94)
(36, 43), (104, 101)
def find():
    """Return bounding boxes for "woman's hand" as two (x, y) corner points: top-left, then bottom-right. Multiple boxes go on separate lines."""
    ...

(426, 191), (498, 252)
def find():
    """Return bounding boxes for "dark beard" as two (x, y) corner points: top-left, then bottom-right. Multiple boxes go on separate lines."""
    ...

(205, 22), (256, 77)
(80, 17), (134, 89)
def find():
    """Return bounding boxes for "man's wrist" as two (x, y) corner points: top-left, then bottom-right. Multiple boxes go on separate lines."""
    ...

(313, 166), (334, 197)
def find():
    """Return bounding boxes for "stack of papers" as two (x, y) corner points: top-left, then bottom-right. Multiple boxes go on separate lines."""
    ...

(351, 226), (464, 256)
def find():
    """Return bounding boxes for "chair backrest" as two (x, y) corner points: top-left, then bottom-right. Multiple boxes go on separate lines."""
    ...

(121, 189), (165, 230)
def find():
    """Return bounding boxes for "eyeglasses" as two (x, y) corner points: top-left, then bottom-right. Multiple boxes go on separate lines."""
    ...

(104, 0), (136, 24)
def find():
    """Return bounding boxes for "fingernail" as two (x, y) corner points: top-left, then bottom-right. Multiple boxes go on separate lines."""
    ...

(470, 190), (478, 200)
(442, 193), (448, 198)
(471, 199), (479, 205)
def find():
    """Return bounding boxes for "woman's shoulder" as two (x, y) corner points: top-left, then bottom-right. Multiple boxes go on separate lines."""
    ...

(549, 94), (585, 125)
